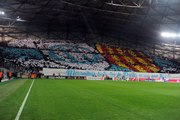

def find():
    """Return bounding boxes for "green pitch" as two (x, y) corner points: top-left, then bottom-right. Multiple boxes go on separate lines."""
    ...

(0, 79), (180, 120)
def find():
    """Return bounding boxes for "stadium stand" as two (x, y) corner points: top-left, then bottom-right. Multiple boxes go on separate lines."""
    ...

(41, 42), (109, 70)
(0, 40), (179, 73)
(0, 41), (110, 71)
(144, 51), (180, 73)
(8, 39), (39, 48)
(96, 44), (160, 73)
(108, 64), (132, 72)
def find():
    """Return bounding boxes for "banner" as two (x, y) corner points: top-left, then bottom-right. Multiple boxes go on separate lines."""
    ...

(43, 68), (180, 82)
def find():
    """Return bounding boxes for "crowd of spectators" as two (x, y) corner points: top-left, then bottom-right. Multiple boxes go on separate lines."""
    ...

(43, 43), (109, 70)
(8, 38), (38, 48)
(144, 51), (180, 73)
(96, 44), (160, 73)
(1, 39), (179, 73)
(2, 40), (110, 71)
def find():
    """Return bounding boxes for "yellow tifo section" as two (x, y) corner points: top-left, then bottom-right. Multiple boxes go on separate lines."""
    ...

(96, 44), (103, 54)
(96, 44), (160, 73)
(112, 55), (128, 68)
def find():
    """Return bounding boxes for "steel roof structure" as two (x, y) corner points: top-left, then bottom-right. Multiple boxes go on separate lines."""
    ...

(0, 0), (180, 59)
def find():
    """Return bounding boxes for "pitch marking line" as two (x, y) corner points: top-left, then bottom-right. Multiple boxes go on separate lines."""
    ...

(15, 79), (35, 120)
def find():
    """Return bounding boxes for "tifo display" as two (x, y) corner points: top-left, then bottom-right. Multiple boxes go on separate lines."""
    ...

(0, 39), (179, 75)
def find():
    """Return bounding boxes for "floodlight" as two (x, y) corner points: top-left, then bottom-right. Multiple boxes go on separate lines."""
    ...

(161, 32), (178, 38)
(0, 11), (5, 15)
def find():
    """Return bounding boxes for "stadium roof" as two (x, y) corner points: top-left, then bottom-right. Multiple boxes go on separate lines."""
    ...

(1, 0), (180, 44)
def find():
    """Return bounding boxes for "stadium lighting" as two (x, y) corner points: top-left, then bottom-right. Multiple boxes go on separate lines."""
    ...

(0, 11), (5, 15)
(16, 16), (26, 22)
(161, 32), (180, 38)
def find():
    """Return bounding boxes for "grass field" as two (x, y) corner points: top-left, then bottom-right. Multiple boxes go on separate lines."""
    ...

(0, 79), (180, 120)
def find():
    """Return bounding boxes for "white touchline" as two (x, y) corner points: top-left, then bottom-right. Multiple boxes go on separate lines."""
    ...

(15, 79), (35, 120)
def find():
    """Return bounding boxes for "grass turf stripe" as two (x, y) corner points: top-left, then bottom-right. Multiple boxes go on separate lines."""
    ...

(15, 79), (35, 120)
